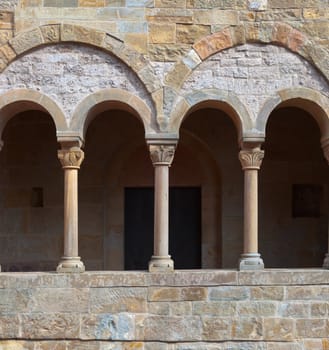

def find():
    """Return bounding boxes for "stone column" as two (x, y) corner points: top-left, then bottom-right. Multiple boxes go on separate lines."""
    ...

(56, 144), (85, 273)
(322, 142), (329, 269)
(148, 143), (176, 272)
(238, 144), (264, 270)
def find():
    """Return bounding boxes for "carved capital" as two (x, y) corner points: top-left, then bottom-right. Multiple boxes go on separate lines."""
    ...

(58, 149), (84, 169)
(239, 149), (264, 170)
(149, 144), (176, 166)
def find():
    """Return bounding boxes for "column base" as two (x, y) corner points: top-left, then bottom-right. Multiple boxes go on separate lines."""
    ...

(56, 257), (85, 273)
(239, 253), (264, 271)
(323, 253), (329, 269)
(148, 255), (174, 272)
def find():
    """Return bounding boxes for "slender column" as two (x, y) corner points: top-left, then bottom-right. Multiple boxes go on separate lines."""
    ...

(238, 145), (264, 270)
(322, 142), (329, 269)
(56, 145), (85, 273)
(148, 144), (176, 272)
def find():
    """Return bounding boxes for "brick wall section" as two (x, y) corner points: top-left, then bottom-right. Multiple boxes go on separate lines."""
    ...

(0, 270), (329, 349)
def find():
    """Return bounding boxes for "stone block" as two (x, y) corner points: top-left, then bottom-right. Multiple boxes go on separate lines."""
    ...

(170, 301), (192, 316)
(81, 313), (135, 340)
(193, 28), (233, 60)
(232, 317), (263, 340)
(40, 24), (60, 43)
(148, 287), (180, 301)
(140, 316), (202, 341)
(149, 23), (176, 44)
(78, 0), (105, 6)
(90, 287), (148, 313)
(237, 301), (277, 316)
(263, 318), (295, 341)
(0, 315), (20, 338)
(148, 302), (170, 315)
(155, 0), (186, 7)
(311, 302), (329, 317)
(61, 24), (105, 46)
(165, 62), (191, 89)
(296, 318), (329, 338)
(176, 24), (211, 44)
(148, 43), (191, 61)
(202, 317), (232, 341)
(209, 286), (249, 301)
(279, 302), (310, 318)
(193, 301), (236, 316)
(20, 313), (80, 339)
(250, 286), (284, 300)
(181, 287), (208, 301)
(9, 28), (43, 55)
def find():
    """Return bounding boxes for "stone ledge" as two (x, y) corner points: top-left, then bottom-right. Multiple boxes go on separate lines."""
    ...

(0, 269), (329, 288)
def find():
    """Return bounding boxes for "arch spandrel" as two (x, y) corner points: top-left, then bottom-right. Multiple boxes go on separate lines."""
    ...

(71, 88), (155, 140)
(0, 89), (67, 141)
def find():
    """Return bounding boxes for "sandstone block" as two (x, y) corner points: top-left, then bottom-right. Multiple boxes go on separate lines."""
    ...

(61, 24), (105, 46)
(237, 301), (277, 316)
(0, 315), (20, 338)
(81, 313), (135, 340)
(279, 302), (310, 318)
(165, 62), (191, 89)
(155, 0), (186, 7)
(141, 316), (202, 341)
(149, 23), (176, 44)
(148, 302), (170, 315)
(170, 301), (192, 316)
(148, 43), (191, 61)
(193, 28), (233, 60)
(311, 302), (329, 317)
(263, 318), (295, 341)
(296, 318), (329, 338)
(176, 24), (211, 44)
(79, 0), (105, 6)
(20, 313), (80, 339)
(232, 317), (263, 340)
(9, 28), (43, 55)
(90, 287), (147, 313)
(209, 286), (249, 301)
(123, 33), (147, 54)
(181, 287), (207, 301)
(250, 286), (284, 300)
(148, 287), (180, 301)
(202, 317), (232, 341)
(193, 301), (236, 316)
(40, 24), (60, 43)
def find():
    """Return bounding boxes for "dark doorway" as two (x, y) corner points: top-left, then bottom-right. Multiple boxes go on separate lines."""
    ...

(124, 187), (201, 270)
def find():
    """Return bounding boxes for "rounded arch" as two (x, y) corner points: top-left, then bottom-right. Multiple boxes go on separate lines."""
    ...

(0, 89), (67, 140)
(164, 22), (329, 91)
(71, 88), (154, 140)
(2, 23), (161, 97)
(257, 87), (329, 143)
(169, 89), (253, 143)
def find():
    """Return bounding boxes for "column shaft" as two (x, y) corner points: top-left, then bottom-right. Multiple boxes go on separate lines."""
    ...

(154, 165), (169, 257)
(322, 142), (329, 269)
(63, 168), (78, 258)
(57, 146), (85, 273)
(148, 143), (176, 272)
(239, 146), (264, 270)
(244, 169), (258, 254)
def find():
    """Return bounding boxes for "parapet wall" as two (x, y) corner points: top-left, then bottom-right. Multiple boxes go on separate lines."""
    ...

(1, 270), (329, 349)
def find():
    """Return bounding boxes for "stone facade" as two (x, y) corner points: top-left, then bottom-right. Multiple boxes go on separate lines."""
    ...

(0, 0), (329, 348)
(1, 270), (329, 349)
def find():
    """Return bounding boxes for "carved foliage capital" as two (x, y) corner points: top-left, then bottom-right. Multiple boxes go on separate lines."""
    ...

(149, 144), (176, 166)
(58, 149), (84, 169)
(239, 149), (264, 170)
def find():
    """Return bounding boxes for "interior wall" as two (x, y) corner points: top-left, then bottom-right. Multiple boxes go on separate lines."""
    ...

(260, 107), (329, 267)
(0, 110), (62, 271)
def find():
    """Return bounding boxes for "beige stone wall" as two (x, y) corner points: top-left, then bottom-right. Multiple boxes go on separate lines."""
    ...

(1, 270), (329, 349)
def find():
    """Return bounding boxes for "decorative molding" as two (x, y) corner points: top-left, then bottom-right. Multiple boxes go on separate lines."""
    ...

(239, 149), (264, 170)
(58, 149), (84, 169)
(149, 145), (176, 166)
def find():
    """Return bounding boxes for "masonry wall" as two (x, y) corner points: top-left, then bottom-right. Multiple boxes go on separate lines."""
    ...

(1, 270), (329, 349)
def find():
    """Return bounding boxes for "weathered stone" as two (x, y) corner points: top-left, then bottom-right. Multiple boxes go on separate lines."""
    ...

(193, 301), (236, 316)
(209, 286), (249, 301)
(9, 28), (43, 55)
(202, 317), (233, 341)
(263, 318), (295, 341)
(90, 287), (148, 313)
(40, 24), (60, 43)
(61, 24), (105, 46)
(296, 319), (329, 338)
(148, 287), (180, 301)
(250, 286), (284, 300)
(149, 23), (176, 44)
(20, 313), (80, 339)
(232, 317), (263, 340)
(176, 24), (211, 44)
(237, 301), (277, 316)
(165, 61), (191, 89)
(148, 43), (191, 61)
